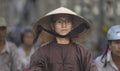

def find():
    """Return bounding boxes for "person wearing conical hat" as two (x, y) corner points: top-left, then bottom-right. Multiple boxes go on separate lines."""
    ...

(30, 7), (98, 71)
(0, 17), (21, 71)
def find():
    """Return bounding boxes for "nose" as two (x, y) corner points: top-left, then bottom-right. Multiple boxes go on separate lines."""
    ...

(61, 23), (67, 28)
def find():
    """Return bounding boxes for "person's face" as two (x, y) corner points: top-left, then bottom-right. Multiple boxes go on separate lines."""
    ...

(23, 32), (34, 46)
(109, 40), (120, 56)
(52, 15), (73, 36)
(0, 27), (7, 40)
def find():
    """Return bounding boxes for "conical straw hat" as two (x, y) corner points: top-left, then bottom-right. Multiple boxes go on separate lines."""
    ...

(33, 7), (91, 42)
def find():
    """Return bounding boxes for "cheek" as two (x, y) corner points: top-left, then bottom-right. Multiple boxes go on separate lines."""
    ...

(67, 25), (73, 31)
(69, 25), (73, 29)
(54, 25), (61, 31)
(23, 37), (29, 43)
(111, 45), (119, 52)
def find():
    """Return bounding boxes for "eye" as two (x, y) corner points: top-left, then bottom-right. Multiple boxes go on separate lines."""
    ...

(56, 20), (62, 23)
(67, 20), (72, 24)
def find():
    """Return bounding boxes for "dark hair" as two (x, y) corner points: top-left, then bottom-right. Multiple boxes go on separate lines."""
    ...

(51, 14), (73, 24)
(21, 29), (34, 43)
(0, 27), (7, 29)
(101, 40), (112, 67)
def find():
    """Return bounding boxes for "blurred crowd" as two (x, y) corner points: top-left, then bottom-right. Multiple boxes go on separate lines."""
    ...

(0, 0), (120, 70)
(0, 7), (120, 71)
(0, 17), (39, 71)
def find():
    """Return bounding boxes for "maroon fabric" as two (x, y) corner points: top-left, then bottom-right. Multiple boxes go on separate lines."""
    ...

(30, 40), (98, 71)
(23, 68), (30, 71)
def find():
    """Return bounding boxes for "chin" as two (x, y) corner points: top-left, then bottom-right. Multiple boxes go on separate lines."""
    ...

(60, 32), (69, 35)
(60, 34), (68, 36)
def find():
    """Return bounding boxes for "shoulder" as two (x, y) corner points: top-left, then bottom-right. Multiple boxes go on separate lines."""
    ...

(32, 42), (50, 53)
(40, 42), (50, 47)
(7, 41), (17, 48)
(95, 55), (102, 62)
(31, 42), (51, 58)
(6, 41), (17, 52)
(74, 43), (93, 59)
(75, 43), (90, 54)
(95, 55), (104, 67)
(37, 41), (51, 50)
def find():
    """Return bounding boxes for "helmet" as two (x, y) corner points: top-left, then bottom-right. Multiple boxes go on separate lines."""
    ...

(107, 25), (120, 40)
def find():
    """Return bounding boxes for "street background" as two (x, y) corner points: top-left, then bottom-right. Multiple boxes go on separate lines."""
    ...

(0, 0), (119, 58)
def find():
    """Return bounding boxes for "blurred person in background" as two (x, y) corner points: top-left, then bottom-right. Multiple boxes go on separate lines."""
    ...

(17, 28), (37, 71)
(0, 17), (20, 71)
(30, 7), (98, 71)
(7, 25), (25, 46)
(95, 25), (120, 71)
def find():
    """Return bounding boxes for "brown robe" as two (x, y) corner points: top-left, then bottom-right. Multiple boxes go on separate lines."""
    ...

(30, 40), (98, 71)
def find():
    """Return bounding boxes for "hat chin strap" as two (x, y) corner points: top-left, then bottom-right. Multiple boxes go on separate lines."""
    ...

(33, 25), (43, 44)
(33, 25), (68, 44)
(43, 27), (68, 38)
(67, 23), (90, 38)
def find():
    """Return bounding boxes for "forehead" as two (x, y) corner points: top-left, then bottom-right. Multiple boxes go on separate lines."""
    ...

(53, 14), (72, 19)
(24, 31), (33, 36)
(110, 40), (120, 43)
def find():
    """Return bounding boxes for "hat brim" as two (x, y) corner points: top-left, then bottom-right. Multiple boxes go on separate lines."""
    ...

(33, 13), (91, 42)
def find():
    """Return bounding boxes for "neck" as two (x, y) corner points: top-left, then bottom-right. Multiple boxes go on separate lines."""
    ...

(23, 44), (32, 56)
(56, 37), (70, 44)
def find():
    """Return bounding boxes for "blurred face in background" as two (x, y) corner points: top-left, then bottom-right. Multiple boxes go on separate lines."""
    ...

(23, 32), (34, 46)
(0, 27), (7, 41)
(52, 14), (73, 36)
(109, 40), (120, 57)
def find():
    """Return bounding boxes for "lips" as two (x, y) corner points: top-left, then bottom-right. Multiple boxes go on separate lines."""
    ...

(61, 29), (68, 32)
